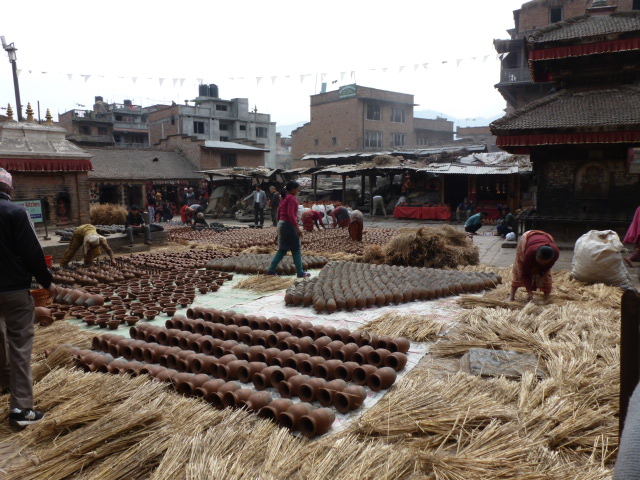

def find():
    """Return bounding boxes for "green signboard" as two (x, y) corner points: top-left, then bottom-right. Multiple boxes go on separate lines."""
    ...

(14, 199), (44, 223)
(338, 84), (357, 98)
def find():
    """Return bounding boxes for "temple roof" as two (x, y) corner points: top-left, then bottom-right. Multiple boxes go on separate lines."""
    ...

(527, 12), (640, 45)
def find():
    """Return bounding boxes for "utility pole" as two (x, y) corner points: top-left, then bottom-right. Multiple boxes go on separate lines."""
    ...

(1, 36), (23, 121)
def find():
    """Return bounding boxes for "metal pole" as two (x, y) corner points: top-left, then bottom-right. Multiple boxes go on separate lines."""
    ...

(10, 59), (22, 121)
(41, 197), (50, 240)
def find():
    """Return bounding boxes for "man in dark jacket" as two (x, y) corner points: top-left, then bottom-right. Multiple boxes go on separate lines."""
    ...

(269, 185), (280, 227)
(0, 168), (54, 427)
(125, 205), (151, 246)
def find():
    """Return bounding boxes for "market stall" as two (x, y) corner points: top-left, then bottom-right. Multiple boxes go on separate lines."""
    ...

(393, 206), (451, 220)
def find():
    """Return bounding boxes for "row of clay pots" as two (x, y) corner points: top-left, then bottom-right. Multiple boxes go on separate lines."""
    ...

(182, 309), (411, 353)
(95, 334), (400, 396)
(74, 349), (335, 437)
(205, 254), (328, 275)
(285, 261), (501, 313)
(132, 322), (408, 371)
(123, 249), (238, 271)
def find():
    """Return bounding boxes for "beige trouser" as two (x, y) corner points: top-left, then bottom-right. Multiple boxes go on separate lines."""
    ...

(371, 197), (387, 217)
(0, 290), (35, 409)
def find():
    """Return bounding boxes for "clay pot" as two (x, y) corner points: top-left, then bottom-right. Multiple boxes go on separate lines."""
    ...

(283, 352), (310, 370)
(353, 364), (378, 386)
(194, 379), (226, 399)
(313, 359), (343, 380)
(257, 398), (294, 421)
(210, 382), (240, 409)
(334, 361), (360, 382)
(368, 348), (392, 367)
(175, 373), (211, 396)
(154, 367), (180, 383)
(237, 361), (268, 383)
(333, 343), (359, 362)
(366, 367), (397, 392)
(298, 378), (327, 403)
(138, 364), (165, 377)
(387, 337), (410, 354)
(298, 408), (336, 438)
(277, 402), (313, 430)
(190, 355), (219, 375)
(107, 320), (120, 330)
(385, 352), (408, 371)
(271, 349), (295, 367)
(252, 365), (281, 390)
(240, 391), (273, 411)
(334, 385), (367, 413)
(320, 340), (345, 360)
(351, 345), (375, 365)
(299, 356), (325, 375)
(317, 379), (347, 407)
(278, 374), (310, 398)
(308, 336), (332, 356)
(218, 359), (248, 381)
(222, 388), (253, 408)
(269, 367), (298, 388)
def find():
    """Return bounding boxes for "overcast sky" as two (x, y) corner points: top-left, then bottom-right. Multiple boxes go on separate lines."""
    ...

(1, 0), (525, 129)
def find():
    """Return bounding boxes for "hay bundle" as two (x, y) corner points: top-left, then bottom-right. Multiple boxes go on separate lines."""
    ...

(379, 226), (479, 269)
(362, 244), (386, 264)
(234, 275), (297, 293)
(360, 312), (446, 342)
(242, 245), (276, 254)
(89, 203), (127, 225)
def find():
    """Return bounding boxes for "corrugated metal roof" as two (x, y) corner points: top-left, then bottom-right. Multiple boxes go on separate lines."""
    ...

(417, 163), (524, 175)
(198, 166), (280, 178)
(203, 140), (269, 152)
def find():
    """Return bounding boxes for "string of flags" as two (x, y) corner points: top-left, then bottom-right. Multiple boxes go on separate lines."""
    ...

(15, 53), (504, 87)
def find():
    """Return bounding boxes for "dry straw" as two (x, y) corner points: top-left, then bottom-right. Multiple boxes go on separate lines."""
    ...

(234, 274), (297, 293)
(89, 203), (127, 225)
(360, 311), (447, 342)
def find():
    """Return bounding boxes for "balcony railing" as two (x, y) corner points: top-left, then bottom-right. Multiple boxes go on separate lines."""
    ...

(500, 67), (532, 83)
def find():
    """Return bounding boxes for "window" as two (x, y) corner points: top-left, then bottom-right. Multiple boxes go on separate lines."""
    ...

(115, 115), (123, 121)
(97, 127), (108, 135)
(79, 126), (91, 135)
(219, 123), (229, 131)
(332, 137), (337, 146)
(550, 7), (562, 23)
(365, 131), (382, 148)
(366, 104), (381, 121)
(314, 139), (319, 147)
(634, 0), (640, 9)
(239, 125), (246, 131)
(391, 108), (406, 123)
(221, 153), (237, 167)
(170, 116), (175, 125)
(256, 126), (268, 138)
(216, 104), (228, 111)
(193, 121), (205, 134)
(220, 136), (229, 142)
(391, 133), (405, 147)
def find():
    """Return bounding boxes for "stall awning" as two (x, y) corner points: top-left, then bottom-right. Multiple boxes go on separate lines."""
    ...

(0, 157), (93, 172)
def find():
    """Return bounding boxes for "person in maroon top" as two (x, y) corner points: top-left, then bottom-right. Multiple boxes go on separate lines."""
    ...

(302, 210), (325, 232)
(267, 181), (310, 277)
(509, 230), (560, 302)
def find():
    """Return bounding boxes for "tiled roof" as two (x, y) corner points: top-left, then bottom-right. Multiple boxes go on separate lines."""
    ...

(527, 12), (640, 44)
(87, 149), (201, 180)
(490, 86), (640, 134)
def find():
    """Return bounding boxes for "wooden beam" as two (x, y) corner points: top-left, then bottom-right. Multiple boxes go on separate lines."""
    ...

(341, 174), (347, 204)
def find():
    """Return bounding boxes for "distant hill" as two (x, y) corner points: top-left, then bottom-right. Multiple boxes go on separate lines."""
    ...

(276, 121), (307, 137)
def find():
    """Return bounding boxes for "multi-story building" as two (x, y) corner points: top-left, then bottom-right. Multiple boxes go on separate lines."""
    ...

(290, 85), (454, 159)
(58, 97), (150, 148)
(494, 0), (638, 112)
(147, 84), (277, 168)
(456, 126), (497, 152)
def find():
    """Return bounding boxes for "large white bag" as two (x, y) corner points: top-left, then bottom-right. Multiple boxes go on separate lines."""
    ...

(571, 230), (630, 286)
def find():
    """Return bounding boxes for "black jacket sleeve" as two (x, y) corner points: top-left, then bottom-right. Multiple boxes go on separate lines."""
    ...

(14, 208), (52, 288)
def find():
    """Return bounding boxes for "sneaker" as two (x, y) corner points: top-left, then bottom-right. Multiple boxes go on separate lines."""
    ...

(266, 271), (279, 276)
(297, 272), (311, 278)
(10, 408), (45, 427)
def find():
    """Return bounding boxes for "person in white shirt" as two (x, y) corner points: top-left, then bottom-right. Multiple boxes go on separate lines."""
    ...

(371, 195), (387, 219)
(244, 185), (267, 228)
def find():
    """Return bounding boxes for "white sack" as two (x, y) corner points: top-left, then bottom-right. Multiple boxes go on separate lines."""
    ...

(571, 230), (630, 286)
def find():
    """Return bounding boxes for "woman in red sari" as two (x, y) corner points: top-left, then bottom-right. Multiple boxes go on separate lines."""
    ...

(510, 230), (560, 302)
(624, 206), (640, 265)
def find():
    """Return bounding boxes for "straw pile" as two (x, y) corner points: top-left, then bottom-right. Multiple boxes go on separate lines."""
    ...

(360, 311), (447, 342)
(234, 274), (298, 293)
(89, 203), (127, 226)
(363, 225), (479, 269)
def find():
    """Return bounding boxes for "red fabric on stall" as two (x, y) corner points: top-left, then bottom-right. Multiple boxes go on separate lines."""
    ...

(394, 206), (451, 220)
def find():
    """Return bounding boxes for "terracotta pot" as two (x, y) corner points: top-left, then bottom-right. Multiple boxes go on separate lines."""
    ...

(271, 349), (295, 367)
(237, 361), (268, 383)
(308, 336), (332, 356)
(213, 339), (239, 357)
(277, 402), (313, 430)
(384, 352), (408, 371)
(298, 378), (327, 403)
(138, 364), (165, 377)
(278, 374), (310, 398)
(313, 359), (343, 380)
(299, 356), (325, 375)
(283, 352), (310, 370)
(222, 388), (253, 408)
(353, 364), (378, 386)
(387, 337), (410, 354)
(334, 328), (352, 342)
(191, 355), (219, 375)
(218, 359), (248, 381)
(298, 408), (336, 438)
(366, 367), (397, 392)
(240, 391), (273, 411)
(333, 343), (359, 362)
(334, 385), (367, 413)
(269, 367), (298, 388)
(257, 398), (294, 421)
(292, 321), (313, 338)
(317, 379), (347, 407)
(252, 365), (281, 390)
(209, 382), (240, 409)
(352, 345), (375, 365)
(368, 348), (392, 367)
(320, 340), (345, 360)
(194, 379), (226, 398)
(79, 353), (114, 373)
(376, 336), (394, 350)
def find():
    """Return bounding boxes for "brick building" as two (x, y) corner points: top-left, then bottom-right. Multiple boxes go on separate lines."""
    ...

(456, 126), (498, 151)
(491, 12), (640, 239)
(147, 84), (276, 168)
(494, 0), (640, 112)
(0, 108), (92, 226)
(59, 97), (151, 148)
(290, 85), (454, 160)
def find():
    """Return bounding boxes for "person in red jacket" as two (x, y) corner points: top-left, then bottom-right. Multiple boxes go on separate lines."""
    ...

(267, 181), (310, 278)
(509, 230), (560, 302)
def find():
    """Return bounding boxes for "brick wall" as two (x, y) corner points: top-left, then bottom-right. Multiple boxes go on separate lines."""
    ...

(148, 105), (181, 145)
(11, 171), (90, 226)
